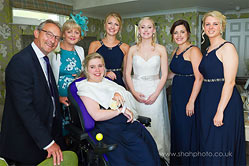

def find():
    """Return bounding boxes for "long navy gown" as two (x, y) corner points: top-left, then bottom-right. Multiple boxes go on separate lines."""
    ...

(97, 41), (125, 87)
(169, 45), (198, 165)
(198, 41), (246, 165)
(90, 113), (161, 166)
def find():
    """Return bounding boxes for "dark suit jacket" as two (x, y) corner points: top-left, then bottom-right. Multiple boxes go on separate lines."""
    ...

(0, 44), (63, 164)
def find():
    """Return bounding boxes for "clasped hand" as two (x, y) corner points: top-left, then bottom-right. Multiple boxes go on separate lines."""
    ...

(106, 71), (117, 80)
(133, 91), (158, 105)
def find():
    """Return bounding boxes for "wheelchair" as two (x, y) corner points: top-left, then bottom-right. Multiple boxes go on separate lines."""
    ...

(66, 77), (152, 166)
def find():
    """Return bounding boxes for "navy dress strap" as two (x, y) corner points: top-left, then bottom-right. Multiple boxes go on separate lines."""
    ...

(216, 41), (233, 51)
(206, 41), (233, 53)
(99, 40), (104, 45)
(175, 45), (194, 57)
(118, 41), (122, 47)
(182, 45), (194, 54)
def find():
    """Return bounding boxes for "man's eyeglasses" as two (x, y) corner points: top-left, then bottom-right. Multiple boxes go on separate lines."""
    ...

(41, 29), (61, 41)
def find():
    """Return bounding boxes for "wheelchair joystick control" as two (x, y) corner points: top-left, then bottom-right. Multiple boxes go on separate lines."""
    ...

(96, 133), (103, 142)
(94, 133), (117, 154)
(96, 133), (104, 148)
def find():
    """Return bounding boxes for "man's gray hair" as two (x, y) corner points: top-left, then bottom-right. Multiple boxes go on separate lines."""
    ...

(36, 19), (61, 31)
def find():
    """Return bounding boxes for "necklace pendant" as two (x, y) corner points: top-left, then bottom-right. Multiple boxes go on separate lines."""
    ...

(176, 55), (178, 58)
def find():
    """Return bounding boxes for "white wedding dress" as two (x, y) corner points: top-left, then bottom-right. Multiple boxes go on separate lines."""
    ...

(132, 55), (170, 160)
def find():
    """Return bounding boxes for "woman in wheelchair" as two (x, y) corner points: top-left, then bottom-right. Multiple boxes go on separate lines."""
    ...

(75, 52), (161, 166)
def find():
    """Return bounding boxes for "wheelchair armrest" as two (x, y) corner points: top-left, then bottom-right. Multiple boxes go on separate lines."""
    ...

(65, 124), (88, 141)
(137, 115), (151, 127)
(94, 143), (117, 154)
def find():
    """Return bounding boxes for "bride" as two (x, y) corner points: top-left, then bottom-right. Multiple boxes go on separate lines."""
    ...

(125, 17), (170, 162)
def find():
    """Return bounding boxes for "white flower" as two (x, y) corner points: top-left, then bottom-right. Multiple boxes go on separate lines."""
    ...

(0, 44), (7, 58)
(0, 24), (11, 39)
(0, 0), (4, 11)
(53, 44), (61, 54)
(109, 99), (119, 110)
(62, 77), (74, 89)
(16, 38), (22, 51)
(65, 58), (77, 71)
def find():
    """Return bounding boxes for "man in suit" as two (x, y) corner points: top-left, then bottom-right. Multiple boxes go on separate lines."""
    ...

(0, 20), (65, 165)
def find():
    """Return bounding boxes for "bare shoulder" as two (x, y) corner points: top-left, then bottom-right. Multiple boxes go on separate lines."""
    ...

(223, 42), (236, 51)
(88, 40), (102, 54)
(155, 44), (167, 56)
(190, 46), (202, 55)
(190, 45), (201, 51)
(120, 42), (130, 54)
(127, 45), (138, 57)
(155, 43), (166, 51)
(220, 42), (237, 56)
(129, 45), (137, 52)
(120, 42), (130, 49)
(90, 40), (101, 47)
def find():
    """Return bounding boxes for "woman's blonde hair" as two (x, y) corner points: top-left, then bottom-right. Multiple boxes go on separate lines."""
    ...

(104, 12), (122, 36)
(136, 17), (157, 47)
(82, 53), (106, 78)
(62, 19), (83, 39)
(201, 11), (226, 44)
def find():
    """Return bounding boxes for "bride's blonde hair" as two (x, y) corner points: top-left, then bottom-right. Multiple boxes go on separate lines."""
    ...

(136, 17), (157, 49)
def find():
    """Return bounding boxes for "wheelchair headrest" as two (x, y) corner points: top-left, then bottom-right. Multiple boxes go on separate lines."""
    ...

(68, 77), (95, 132)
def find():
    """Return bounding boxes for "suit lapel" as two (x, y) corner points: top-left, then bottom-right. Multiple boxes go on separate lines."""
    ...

(29, 45), (61, 116)
(28, 45), (52, 97)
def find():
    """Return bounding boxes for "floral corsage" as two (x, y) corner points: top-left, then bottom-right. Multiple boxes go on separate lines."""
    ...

(54, 44), (61, 55)
(109, 99), (126, 113)
(109, 99), (119, 110)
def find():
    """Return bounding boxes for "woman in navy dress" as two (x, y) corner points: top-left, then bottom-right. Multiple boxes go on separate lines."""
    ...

(88, 12), (129, 87)
(76, 53), (161, 166)
(168, 20), (203, 165)
(199, 11), (246, 165)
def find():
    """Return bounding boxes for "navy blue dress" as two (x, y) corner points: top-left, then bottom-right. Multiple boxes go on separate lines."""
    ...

(90, 114), (161, 166)
(169, 45), (198, 165)
(198, 42), (246, 165)
(97, 41), (125, 87)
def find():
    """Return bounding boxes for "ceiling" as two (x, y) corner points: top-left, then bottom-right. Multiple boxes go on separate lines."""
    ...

(49, 0), (249, 18)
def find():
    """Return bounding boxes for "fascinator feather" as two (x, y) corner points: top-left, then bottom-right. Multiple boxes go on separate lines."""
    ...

(70, 11), (88, 36)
